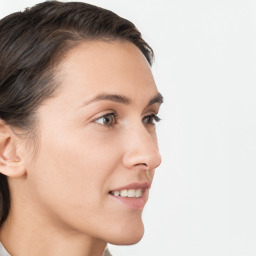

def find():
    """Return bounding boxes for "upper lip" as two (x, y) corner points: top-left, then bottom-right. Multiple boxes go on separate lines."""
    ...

(110, 182), (150, 192)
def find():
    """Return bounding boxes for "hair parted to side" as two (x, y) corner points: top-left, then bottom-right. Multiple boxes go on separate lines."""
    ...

(0, 0), (154, 226)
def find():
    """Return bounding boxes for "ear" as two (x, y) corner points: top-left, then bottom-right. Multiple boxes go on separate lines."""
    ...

(0, 120), (26, 177)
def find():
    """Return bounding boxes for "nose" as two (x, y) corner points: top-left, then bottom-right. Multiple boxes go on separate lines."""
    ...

(122, 124), (162, 171)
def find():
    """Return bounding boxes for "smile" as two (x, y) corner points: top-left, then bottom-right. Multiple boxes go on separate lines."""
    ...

(109, 189), (143, 198)
(108, 182), (150, 209)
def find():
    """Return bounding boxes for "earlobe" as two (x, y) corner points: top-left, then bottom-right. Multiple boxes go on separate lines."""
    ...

(0, 120), (26, 177)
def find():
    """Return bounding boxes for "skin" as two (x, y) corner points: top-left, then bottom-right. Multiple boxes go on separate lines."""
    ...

(0, 41), (162, 256)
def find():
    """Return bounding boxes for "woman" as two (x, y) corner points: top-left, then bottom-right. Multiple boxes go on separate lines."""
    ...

(0, 1), (163, 255)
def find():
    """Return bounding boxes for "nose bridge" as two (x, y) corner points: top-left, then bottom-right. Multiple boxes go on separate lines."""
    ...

(122, 122), (162, 170)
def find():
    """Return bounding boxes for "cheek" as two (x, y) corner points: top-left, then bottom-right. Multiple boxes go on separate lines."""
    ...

(26, 118), (146, 243)
(27, 127), (121, 221)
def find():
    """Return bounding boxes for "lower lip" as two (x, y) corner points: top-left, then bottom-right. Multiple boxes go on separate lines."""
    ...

(110, 194), (147, 210)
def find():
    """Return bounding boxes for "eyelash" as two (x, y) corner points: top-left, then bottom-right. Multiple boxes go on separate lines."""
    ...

(143, 114), (161, 125)
(94, 112), (161, 128)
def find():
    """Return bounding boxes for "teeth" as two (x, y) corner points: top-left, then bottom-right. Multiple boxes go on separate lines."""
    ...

(111, 189), (143, 198)
(127, 189), (135, 197)
(120, 190), (128, 197)
(135, 189), (142, 198)
(113, 191), (120, 196)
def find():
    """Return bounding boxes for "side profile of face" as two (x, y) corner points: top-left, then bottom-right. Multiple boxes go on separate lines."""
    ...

(18, 41), (162, 245)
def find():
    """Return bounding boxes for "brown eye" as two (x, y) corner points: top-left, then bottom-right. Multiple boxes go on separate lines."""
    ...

(143, 114), (161, 125)
(95, 113), (117, 127)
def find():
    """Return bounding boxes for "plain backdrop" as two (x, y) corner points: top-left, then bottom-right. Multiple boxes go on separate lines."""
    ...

(1, 1), (256, 256)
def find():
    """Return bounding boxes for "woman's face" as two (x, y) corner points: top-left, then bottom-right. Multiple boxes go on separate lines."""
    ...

(25, 41), (162, 245)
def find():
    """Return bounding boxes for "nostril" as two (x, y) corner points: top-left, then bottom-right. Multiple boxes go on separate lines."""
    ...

(134, 163), (148, 168)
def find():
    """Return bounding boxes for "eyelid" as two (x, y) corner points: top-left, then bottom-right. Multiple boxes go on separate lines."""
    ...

(91, 109), (116, 120)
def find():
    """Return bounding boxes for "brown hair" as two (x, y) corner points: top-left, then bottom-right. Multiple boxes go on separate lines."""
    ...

(0, 1), (154, 226)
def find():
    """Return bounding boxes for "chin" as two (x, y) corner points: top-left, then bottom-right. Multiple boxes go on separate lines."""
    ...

(109, 234), (144, 246)
(107, 222), (145, 245)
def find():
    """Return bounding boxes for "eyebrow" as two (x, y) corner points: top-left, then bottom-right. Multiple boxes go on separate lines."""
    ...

(147, 93), (164, 107)
(81, 92), (163, 107)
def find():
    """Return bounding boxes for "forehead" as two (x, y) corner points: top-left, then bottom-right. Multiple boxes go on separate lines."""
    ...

(55, 40), (158, 103)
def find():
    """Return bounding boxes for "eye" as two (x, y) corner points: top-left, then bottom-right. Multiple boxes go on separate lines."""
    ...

(94, 112), (118, 127)
(143, 114), (161, 125)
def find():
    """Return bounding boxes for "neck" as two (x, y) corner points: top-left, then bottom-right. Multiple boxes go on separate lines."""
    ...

(0, 205), (107, 256)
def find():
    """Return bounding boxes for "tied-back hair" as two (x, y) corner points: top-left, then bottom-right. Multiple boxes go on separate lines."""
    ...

(0, 1), (154, 226)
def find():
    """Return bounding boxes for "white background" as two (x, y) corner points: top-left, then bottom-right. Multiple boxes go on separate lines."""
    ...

(1, 1), (256, 255)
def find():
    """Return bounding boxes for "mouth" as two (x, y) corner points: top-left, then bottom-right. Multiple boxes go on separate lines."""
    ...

(108, 182), (150, 209)
(109, 188), (143, 198)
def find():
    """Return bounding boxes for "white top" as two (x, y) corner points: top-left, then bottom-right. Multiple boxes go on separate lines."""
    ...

(0, 243), (10, 256)
(0, 243), (112, 256)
